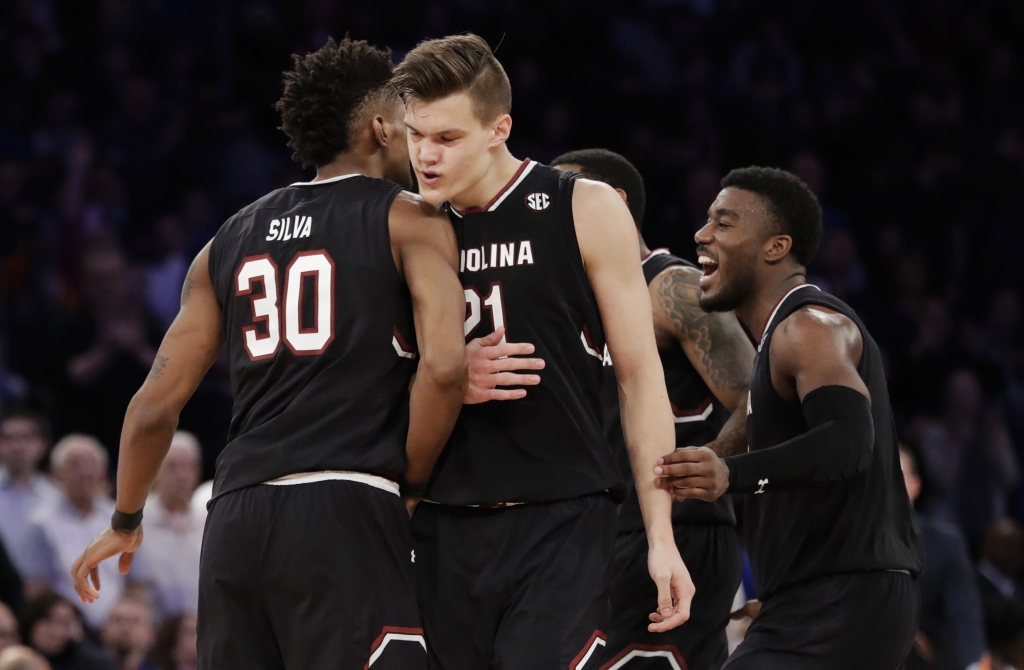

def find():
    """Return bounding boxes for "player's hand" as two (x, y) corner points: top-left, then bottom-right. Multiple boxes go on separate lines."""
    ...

(646, 541), (694, 632)
(654, 446), (730, 502)
(465, 327), (545, 404)
(71, 525), (143, 604)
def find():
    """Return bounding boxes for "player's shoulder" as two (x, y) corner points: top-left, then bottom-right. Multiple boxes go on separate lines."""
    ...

(772, 299), (862, 365)
(389, 191), (454, 247)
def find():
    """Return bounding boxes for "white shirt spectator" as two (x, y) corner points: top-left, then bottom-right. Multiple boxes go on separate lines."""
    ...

(21, 495), (126, 628)
(134, 500), (203, 618)
(0, 467), (59, 576)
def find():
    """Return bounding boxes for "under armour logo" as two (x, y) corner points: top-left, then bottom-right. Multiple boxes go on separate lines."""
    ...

(755, 479), (768, 494)
(411, 550), (416, 563)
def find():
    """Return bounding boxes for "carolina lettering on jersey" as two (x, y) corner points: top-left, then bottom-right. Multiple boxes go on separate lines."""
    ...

(207, 174), (418, 499)
(426, 161), (623, 505)
(746, 286), (922, 599)
(602, 249), (735, 533)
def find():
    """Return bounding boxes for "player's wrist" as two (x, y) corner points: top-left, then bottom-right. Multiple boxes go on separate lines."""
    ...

(111, 506), (143, 532)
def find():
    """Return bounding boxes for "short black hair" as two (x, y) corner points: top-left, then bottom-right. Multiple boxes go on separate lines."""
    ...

(720, 166), (822, 266)
(0, 408), (51, 443)
(551, 148), (646, 229)
(275, 37), (395, 168)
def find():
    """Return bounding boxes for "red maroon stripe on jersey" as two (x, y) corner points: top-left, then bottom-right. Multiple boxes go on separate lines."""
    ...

(452, 158), (532, 215)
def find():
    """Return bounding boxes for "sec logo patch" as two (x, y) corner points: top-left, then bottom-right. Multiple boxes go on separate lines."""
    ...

(525, 192), (551, 211)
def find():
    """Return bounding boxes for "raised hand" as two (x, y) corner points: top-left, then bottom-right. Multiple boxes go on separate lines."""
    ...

(465, 327), (545, 403)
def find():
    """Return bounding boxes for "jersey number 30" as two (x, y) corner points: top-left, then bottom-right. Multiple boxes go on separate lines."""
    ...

(235, 251), (335, 360)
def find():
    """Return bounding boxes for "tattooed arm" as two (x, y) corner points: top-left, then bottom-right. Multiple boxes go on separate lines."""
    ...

(72, 242), (221, 604)
(649, 265), (753, 458)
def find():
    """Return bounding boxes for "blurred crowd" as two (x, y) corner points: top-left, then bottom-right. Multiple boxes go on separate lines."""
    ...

(0, 0), (1022, 669)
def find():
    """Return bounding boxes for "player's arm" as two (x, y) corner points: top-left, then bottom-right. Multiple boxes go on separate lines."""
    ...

(573, 179), (693, 633)
(72, 243), (222, 603)
(390, 193), (468, 485)
(650, 266), (753, 458)
(657, 306), (872, 501)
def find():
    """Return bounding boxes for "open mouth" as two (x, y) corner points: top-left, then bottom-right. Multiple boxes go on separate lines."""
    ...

(419, 170), (441, 187)
(698, 254), (719, 277)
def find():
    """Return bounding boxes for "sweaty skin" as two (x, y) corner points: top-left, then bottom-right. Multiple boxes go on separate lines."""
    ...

(653, 186), (869, 502)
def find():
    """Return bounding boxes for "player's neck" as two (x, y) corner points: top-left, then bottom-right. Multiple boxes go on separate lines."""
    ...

(312, 152), (382, 183)
(448, 146), (522, 212)
(638, 235), (652, 259)
(738, 271), (808, 342)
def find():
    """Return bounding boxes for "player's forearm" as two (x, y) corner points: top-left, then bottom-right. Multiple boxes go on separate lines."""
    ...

(405, 350), (467, 484)
(619, 371), (677, 545)
(706, 403), (748, 457)
(116, 390), (180, 514)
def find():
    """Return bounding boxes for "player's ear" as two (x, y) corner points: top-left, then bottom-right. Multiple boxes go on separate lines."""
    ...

(613, 188), (629, 206)
(371, 115), (389, 148)
(489, 113), (512, 147)
(764, 235), (793, 264)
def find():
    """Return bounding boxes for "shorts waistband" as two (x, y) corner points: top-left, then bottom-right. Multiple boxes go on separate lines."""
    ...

(262, 471), (399, 496)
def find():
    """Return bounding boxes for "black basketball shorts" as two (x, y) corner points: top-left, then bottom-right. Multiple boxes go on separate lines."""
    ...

(723, 571), (920, 670)
(605, 522), (742, 670)
(411, 492), (618, 670)
(198, 478), (426, 670)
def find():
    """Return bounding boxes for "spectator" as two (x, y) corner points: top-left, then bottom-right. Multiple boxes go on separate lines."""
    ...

(142, 216), (187, 331)
(902, 445), (987, 670)
(100, 599), (156, 670)
(146, 615), (195, 670)
(18, 592), (111, 670)
(0, 645), (51, 670)
(979, 519), (1024, 610)
(0, 539), (22, 615)
(0, 411), (60, 577)
(919, 369), (1020, 547)
(0, 603), (19, 653)
(133, 433), (202, 619)
(20, 436), (137, 629)
(980, 598), (1024, 670)
(56, 245), (161, 464)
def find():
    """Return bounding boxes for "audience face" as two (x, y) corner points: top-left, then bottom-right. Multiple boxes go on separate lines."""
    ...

(101, 599), (155, 661)
(983, 519), (1024, 579)
(155, 441), (200, 512)
(0, 646), (50, 670)
(173, 615), (197, 670)
(0, 418), (47, 481)
(54, 438), (107, 511)
(81, 249), (130, 314)
(28, 601), (80, 656)
(945, 369), (983, 425)
(0, 604), (18, 652)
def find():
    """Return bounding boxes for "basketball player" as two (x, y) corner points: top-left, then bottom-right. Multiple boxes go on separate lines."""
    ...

(69, 38), (468, 669)
(656, 166), (923, 669)
(389, 35), (693, 669)
(552, 149), (753, 670)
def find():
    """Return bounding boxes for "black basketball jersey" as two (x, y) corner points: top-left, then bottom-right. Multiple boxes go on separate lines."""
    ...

(425, 160), (622, 505)
(746, 285), (922, 599)
(207, 174), (418, 499)
(603, 249), (735, 533)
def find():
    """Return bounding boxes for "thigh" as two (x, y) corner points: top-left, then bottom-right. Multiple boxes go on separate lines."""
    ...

(198, 488), (284, 670)
(261, 481), (426, 670)
(726, 572), (920, 670)
(411, 503), (501, 670)
(493, 495), (618, 670)
(606, 524), (741, 670)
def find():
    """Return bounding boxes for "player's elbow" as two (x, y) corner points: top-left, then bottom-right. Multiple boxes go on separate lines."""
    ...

(802, 385), (875, 480)
(124, 389), (180, 437)
(420, 344), (468, 392)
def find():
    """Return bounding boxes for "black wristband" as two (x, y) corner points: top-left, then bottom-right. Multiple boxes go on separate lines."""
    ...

(111, 508), (143, 532)
(399, 476), (429, 498)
